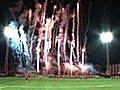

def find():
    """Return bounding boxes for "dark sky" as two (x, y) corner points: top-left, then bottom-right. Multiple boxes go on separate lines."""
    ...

(0, 0), (120, 66)
(88, 0), (120, 65)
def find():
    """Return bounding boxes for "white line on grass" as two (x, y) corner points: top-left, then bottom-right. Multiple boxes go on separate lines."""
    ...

(0, 86), (8, 89)
(0, 83), (120, 89)
(97, 83), (120, 87)
(0, 85), (96, 89)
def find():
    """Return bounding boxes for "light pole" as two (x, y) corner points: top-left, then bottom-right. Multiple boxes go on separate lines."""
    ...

(100, 31), (113, 74)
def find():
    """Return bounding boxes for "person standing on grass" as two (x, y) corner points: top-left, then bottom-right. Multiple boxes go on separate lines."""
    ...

(25, 70), (29, 81)
(83, 73), (87, 80)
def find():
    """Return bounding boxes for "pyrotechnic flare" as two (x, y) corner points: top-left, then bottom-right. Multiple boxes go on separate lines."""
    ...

(63, 6), (70, 63)
(70, 41), (74, 76)
(76, 2), (80, 62)
(47, 17), (55, 52)
(44, 19), (50, 70)
(29, 0), (42, 66)
(4, 22), (31, 73)
(82, 48), (85, 65)
(81, 2), (92, 65)
(69, 14), (75, 76)
(63, 21), (68, 62)
(36, 38), (41, 73)
(57, 37), (61, 75)
(41, 0), (47, 25)
(6, 0), (94, 76)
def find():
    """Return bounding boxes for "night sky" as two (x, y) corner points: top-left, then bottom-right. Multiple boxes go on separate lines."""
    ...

(88, 0), (120, 65)
(0, 0), (120, 66)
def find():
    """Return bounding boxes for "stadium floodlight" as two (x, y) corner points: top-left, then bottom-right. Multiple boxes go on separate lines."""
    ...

(100, 31), (113, 74)
(100, 31), (113, 43)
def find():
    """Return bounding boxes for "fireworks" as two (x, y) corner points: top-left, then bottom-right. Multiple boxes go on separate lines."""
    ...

(3, 0), (95, 76)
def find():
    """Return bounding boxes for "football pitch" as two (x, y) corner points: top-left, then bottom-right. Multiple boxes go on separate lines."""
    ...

(0, 77), (120, 90)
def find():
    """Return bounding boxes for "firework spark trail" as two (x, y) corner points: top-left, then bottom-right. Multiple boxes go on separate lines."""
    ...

(82, 2), (92, 65)
(34, 1), (44, 73)
(41, 0), (47, 25)
(53, 10), (61, 49)
(29, 20), (36, 64)
(56, 8), (68, 75)
(4, 22), (31, 72)
(34, 0), (55, 73)
(81, 48), (85, 65)
(19, 25), (31, 67)
(10, 5), (31, 66)
(28, 9), (32, 25)
(5, 23), (21, 54)
(70, 41), (74, 76)
(57, 37), (61, 75)
(47, 16), (55, 52)
(29, 1), (41, 63)
(6, 0), (95, 75)
(63, 6), (70, 63)
(4, 22), (19, 74)
(59, 8), (68, 61)
(44, 19), (50, 70)
(69, 14), (75, 76)
(36, 38), (41, 73)
(19, 25), (29, 55)
(76, 2), (80, 62)
(84, 2), (92, 38)
(63, 20), (68, 63)
(71, 14), (76, 60)
(35, 0), (48, 72)
(36, 26), (45, 73)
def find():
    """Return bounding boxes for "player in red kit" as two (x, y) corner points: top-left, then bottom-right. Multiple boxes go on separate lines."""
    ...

(25, 70), (29, 81)
(83, 73), (87, 80)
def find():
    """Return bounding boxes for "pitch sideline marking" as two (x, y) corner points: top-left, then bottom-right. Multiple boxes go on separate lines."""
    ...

(97, 83), (120, 87)
(0, 83), (120, 89)
(0, 86), (8, 89)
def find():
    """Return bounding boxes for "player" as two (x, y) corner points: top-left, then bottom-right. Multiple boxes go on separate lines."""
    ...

(83, 73), (87, 80)
(25, 70), (29, 81)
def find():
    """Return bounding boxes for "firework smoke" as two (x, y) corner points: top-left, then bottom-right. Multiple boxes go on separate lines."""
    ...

(4, 0), (94, 75)
(4, 21), (31, 73)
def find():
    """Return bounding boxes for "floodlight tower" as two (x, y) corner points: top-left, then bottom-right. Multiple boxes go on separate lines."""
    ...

(100, 31), (113, 74)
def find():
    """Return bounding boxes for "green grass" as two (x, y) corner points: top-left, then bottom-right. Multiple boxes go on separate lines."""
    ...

(0, 77), (120, 90)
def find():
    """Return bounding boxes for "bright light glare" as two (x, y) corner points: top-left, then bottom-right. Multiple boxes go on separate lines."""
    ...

(100, 31), (113, 43)
(4, 23), (19, 39)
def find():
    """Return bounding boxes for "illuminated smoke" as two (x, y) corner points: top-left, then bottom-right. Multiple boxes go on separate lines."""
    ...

(78, 62), (96, 74)
(28, 9), (32, 25)
(5, 0), (94, 75)
(9, 0), (23, 19)
(4, 21), (31, 73)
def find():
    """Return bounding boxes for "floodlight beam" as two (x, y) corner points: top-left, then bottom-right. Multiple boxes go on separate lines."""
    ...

(100, 31), (113, 74)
